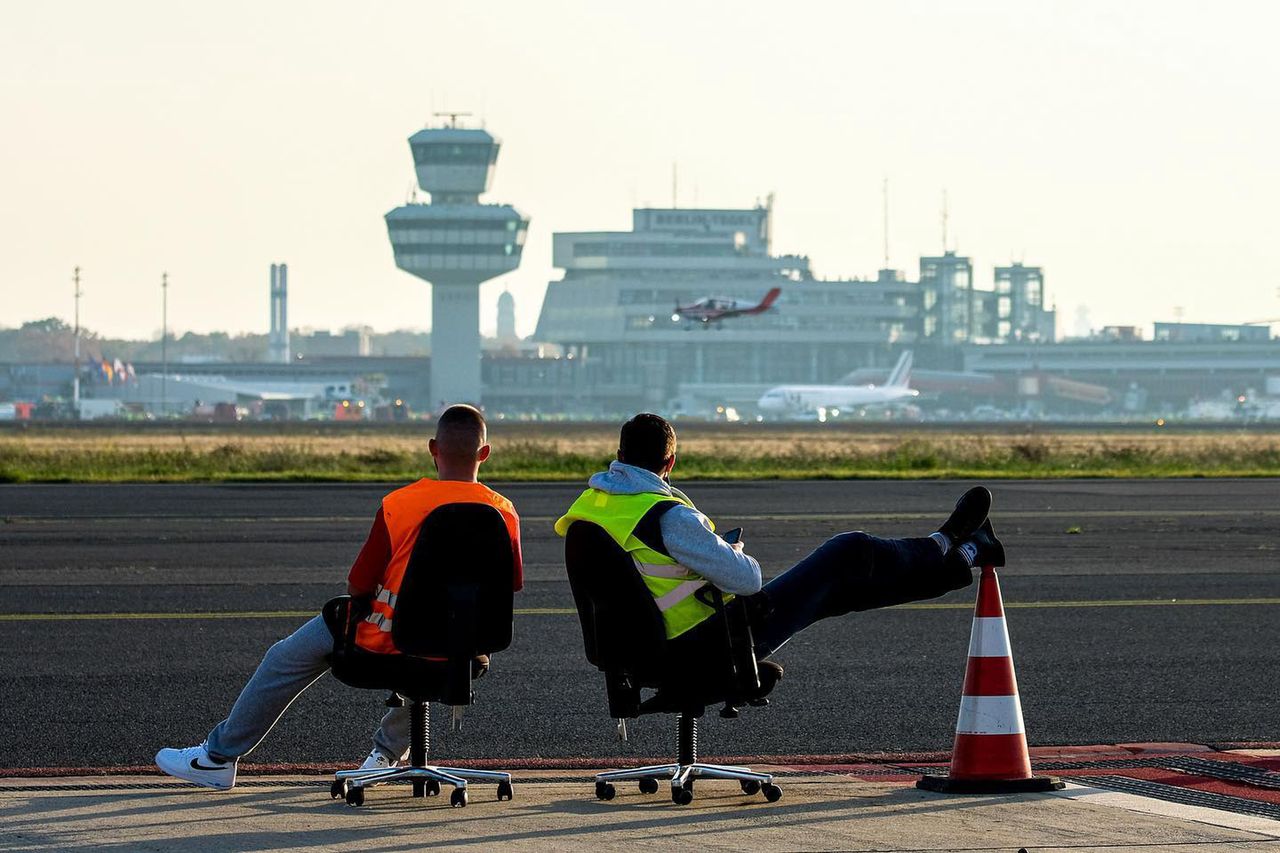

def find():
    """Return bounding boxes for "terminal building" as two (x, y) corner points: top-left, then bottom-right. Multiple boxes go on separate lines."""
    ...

(531, 202), (1055, 416)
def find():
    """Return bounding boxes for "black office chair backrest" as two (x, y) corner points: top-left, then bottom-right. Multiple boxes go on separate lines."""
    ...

(391, 502), (515, 658)
(564, 520), (667, 675)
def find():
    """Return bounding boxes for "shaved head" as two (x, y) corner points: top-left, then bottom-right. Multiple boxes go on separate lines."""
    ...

(433, 404), (487, 462)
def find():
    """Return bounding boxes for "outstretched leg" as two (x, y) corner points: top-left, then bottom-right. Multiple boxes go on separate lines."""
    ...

(204, 615), (335, 761)
(750, 487), (996, 654)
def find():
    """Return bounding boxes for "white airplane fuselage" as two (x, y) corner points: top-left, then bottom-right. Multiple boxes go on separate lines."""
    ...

(757, 384), (919, 414)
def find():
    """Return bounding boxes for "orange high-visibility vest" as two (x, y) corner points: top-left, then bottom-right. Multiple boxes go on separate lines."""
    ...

(355, 478), (520, 655)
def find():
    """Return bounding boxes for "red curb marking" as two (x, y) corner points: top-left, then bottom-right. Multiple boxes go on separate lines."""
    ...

(1119, 742), (1218, 754)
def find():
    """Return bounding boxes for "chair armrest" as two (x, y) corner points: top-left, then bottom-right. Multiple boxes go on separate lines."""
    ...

(695, 586), (761, 697)
(605, 670), (642, 719)
(321, 594), (371, 653)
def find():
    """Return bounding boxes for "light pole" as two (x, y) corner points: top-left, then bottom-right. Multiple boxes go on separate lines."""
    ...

(72, 266), (82, 418)
(161, 271), (168, 417)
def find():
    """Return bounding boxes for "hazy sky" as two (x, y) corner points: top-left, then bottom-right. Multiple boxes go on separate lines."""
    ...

(3, 0), (1278, 340)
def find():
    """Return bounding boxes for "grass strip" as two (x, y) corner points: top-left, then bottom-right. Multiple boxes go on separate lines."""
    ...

(3, 430), (1280, 482)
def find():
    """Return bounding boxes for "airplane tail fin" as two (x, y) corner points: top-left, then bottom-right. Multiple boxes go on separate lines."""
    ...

(747, 287), (782, 314)
(885, 350), (913, 388)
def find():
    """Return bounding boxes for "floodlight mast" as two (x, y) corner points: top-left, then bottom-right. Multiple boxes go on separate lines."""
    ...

(161, 272), (168, 417)
(72, 266), (82, 417)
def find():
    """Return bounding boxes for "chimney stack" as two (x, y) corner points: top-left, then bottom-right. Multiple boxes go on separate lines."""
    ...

(268, 263), (290, 363)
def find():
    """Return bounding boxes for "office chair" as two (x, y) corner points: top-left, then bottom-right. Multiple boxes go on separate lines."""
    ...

(564, 520), (783, 805)
(322, 502), (515, 808)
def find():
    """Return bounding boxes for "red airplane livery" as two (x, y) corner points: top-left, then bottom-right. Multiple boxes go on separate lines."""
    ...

(672, 287), (781, 326)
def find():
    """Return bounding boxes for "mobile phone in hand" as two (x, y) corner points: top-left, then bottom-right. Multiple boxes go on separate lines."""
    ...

(721, 527), (743, 544)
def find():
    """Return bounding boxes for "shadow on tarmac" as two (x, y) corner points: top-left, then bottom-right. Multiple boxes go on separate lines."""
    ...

(0, 782), (1019, 850)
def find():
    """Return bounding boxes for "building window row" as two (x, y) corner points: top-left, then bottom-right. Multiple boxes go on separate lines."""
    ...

(391, 229), (526, 246)
(395, 244), (519, 258)
(573, 242), (740, 259)
(389, 219), (522, 232)
(411, 143), (497, 165)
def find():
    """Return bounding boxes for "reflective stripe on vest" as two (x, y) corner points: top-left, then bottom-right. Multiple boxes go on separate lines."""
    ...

(633, 560), (698, 580)
(361, 585), (397, 633)
(555, 488), (726, 639)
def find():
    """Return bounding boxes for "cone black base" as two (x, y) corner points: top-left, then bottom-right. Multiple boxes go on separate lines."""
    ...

(916, 774), (1065, 794)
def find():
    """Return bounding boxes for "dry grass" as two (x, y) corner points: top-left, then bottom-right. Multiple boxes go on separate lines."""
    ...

(2, 423), (1278, 482)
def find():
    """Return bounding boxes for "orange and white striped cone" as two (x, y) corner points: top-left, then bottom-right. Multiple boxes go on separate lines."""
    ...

(917, 565), (1063, 793)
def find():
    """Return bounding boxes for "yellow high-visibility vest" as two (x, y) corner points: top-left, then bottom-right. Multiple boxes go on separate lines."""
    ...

(555, 488), (728, 639)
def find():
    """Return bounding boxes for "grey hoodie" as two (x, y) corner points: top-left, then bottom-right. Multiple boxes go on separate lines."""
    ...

(586, 461), (763, 595)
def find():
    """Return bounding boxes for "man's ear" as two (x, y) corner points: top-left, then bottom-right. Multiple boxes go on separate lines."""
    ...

(476, 443), (491, 463)
(663, 454), (676, 476)
(428, 438), (439, 457)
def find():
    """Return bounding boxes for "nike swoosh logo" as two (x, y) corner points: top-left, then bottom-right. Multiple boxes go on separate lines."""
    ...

(190, 757), (227, 772)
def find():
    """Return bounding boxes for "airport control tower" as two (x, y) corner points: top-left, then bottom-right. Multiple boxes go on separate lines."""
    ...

(385, 117), (529, 408)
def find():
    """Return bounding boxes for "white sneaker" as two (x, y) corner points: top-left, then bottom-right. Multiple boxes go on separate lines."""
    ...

(355, 749), (402, 787)
(154, 743), (237, 791)
(358, 749), (400, 772)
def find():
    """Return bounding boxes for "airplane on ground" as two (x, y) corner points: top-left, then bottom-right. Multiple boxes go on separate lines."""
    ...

(672, 287), (781, 327)
(757, 350), (919, 417)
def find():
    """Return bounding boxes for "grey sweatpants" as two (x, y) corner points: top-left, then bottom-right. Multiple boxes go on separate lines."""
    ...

(204, 615), (410, 763)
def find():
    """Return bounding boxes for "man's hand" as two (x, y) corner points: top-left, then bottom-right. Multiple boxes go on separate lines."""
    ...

(729, 541), (746, 554)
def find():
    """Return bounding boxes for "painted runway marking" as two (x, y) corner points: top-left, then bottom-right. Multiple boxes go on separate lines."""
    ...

(7, 508), (1280, 525)
(2, 598), (1278, 622)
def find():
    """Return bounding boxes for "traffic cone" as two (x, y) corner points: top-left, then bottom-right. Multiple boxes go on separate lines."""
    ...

(917, 565), (1063, 793)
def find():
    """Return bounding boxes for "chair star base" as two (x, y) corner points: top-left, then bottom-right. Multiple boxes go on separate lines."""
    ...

(595, 762), (781, 805)
(332, 764), (512, 808)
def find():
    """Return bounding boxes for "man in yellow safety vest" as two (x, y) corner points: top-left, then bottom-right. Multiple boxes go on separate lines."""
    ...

(556, 413), (1002, 662)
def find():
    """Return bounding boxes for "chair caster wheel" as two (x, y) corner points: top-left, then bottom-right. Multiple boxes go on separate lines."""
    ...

(450, 788), (468, 808)
(595, 781), (616, 800)
(638, 778), (659, 795)
(762, 783), (782, 802)
(740, 779), (761, 795)
(344, 786), (365, 807)
(672, 786), (694, 805)
(424, 779), (441, 797)
(330, 779), (347, 799)
(497, 780), (514, 801)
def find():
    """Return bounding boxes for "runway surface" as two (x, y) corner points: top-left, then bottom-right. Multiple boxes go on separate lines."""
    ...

(1, 479), (1277, 769)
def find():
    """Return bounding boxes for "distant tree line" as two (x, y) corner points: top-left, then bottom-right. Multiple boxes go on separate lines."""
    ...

(0, 319), (433, 363)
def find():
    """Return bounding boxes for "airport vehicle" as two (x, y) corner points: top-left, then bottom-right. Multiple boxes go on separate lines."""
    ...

(672, 287), (781, 327)
(757, 350), (918, 417)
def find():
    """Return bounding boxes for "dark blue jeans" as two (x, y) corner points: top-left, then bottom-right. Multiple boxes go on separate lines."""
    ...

(675, 532), (971, 658)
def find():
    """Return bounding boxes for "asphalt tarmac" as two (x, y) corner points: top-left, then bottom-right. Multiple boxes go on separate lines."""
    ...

(1, 479), (1277, 769)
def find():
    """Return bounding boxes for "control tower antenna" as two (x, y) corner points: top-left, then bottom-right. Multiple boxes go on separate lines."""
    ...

(764, 191), (775, 253)
(433, 111), (472, 129)
(940, 189), (950, 252)
(882, 177), (890, 269)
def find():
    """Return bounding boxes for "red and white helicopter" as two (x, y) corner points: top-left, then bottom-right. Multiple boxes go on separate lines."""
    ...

(671, 287), (781, 327)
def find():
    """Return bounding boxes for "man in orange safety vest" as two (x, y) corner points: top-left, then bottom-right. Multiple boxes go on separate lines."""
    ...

(155, 405), (522, 791)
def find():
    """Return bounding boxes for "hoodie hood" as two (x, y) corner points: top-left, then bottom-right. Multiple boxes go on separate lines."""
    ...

(587, 461), (696, 505)
(587, 461), (672, 497)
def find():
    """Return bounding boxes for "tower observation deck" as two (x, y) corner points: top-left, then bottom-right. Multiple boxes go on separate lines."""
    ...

(386, 122), (528, 407)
